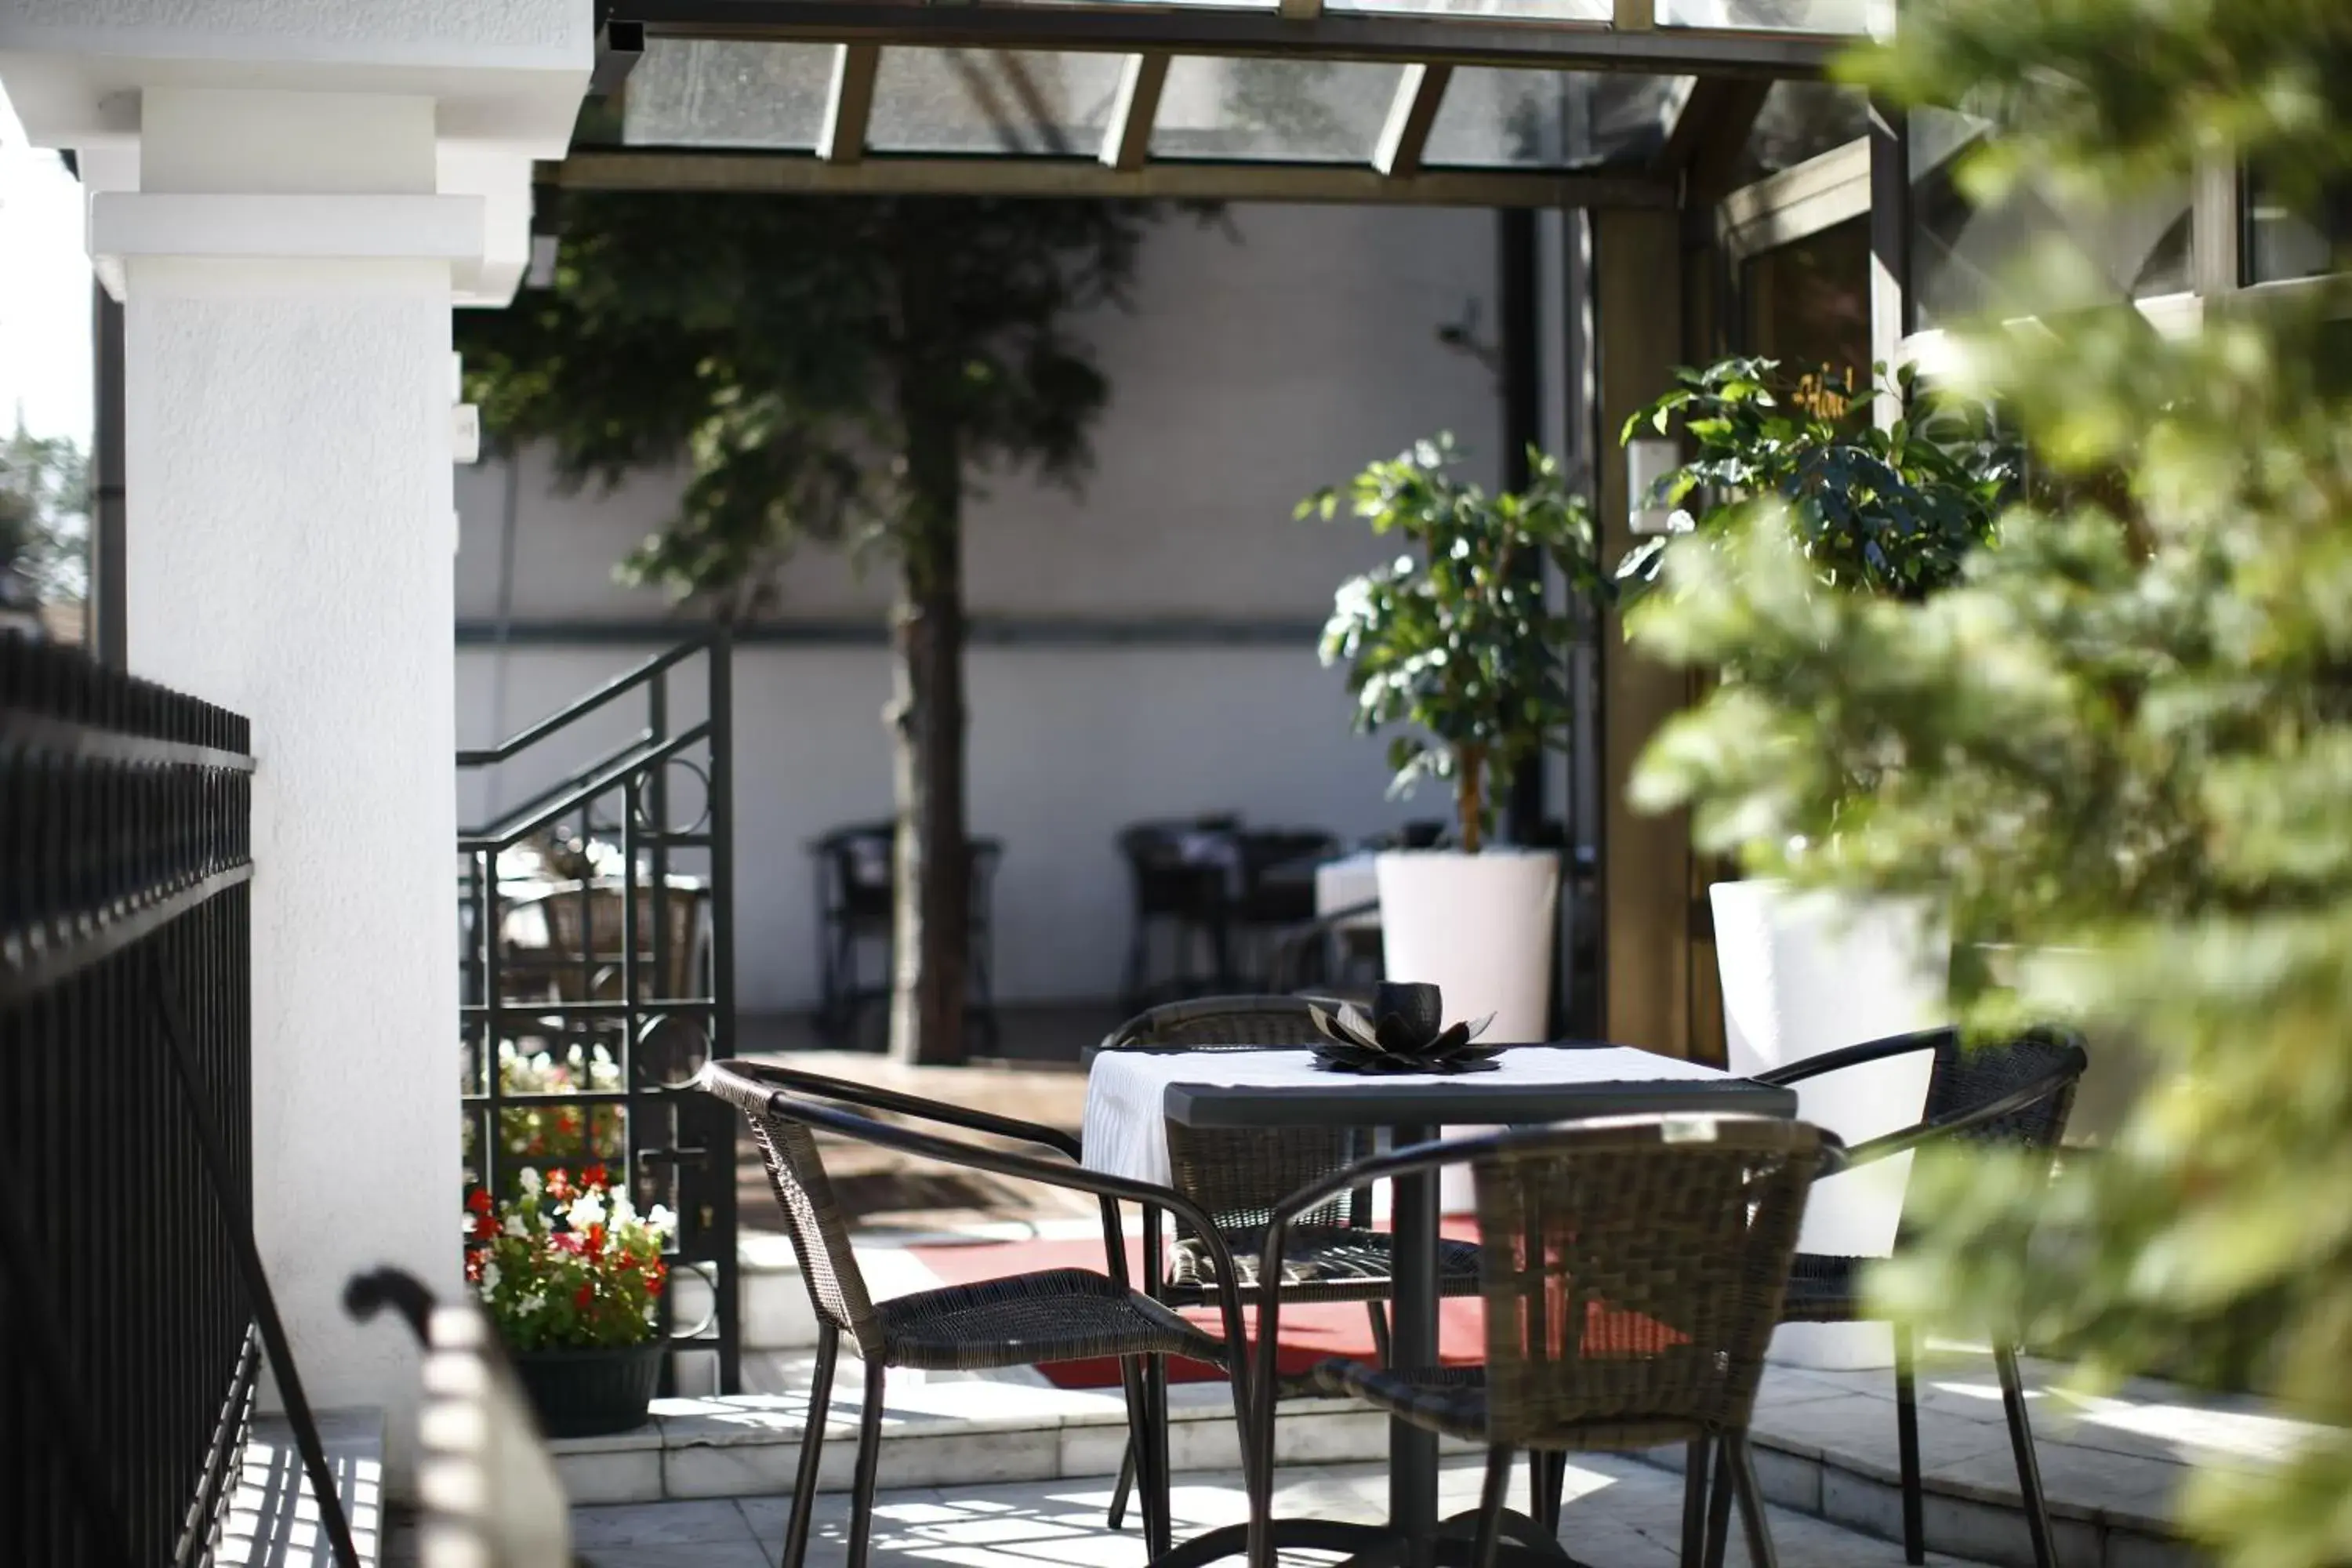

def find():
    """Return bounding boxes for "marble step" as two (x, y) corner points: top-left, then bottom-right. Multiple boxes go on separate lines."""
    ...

(547, 1362), (1441, 1508)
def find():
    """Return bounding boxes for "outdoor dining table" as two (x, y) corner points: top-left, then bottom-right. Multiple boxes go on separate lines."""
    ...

(1082, 1042), (1802, 1568)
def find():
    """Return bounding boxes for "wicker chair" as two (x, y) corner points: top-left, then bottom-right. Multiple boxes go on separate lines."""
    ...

(808, 823), (1001, 1049)
(1748, 1026), (2089, 1568)
(693, 1058), (1257, 1568)
(1097, 996), (1485, 1532)
(1247, 1116), (1830, 1568)
(1116, 819), (1241, 1009)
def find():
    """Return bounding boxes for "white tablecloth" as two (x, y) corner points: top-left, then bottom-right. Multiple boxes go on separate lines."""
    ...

(1082, 1044), (1737, 1188)
(1314, 851), (1381, 925)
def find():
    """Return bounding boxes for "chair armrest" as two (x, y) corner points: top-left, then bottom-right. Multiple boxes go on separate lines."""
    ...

(713, 1058), (1082, 1161)
(1749, 1027), (1951, 1089)
(1836, 1056), (2085, 1169)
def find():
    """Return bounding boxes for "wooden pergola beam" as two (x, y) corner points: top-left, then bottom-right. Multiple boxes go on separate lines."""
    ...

(818, 43), (880, 164)
(1100, 53), (1170, 172)
(1373, 63), (1453, 180)
(556, 147), (1679, 209)
(1653, 77), (1771, 201)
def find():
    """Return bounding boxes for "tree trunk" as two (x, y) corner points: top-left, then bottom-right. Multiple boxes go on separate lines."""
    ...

(887, 245), (970, 1067)
(1457, 746), (1486, 855)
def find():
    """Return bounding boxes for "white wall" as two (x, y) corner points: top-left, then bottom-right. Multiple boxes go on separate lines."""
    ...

(457, 201), (1508, 1010)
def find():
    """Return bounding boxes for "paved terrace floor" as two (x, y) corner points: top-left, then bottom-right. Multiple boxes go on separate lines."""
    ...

(390, 1450), (1988, 1568)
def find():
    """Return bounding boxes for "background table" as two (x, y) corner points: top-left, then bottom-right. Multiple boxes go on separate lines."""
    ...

(1084, 1044), (1799, 1568)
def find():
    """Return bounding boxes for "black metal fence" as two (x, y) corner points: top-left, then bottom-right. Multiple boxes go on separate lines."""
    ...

(0, 634), (357, 1568)
(458, 630), (739, 1393)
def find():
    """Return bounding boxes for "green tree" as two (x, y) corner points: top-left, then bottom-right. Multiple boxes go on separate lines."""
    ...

(1624, 4), (2352, 1563)
(461, 192), (1169, 1065)
(0, 423), (89, 614)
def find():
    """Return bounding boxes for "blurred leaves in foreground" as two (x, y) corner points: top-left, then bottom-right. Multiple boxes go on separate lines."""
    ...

(1628, 2), (2352, 1563)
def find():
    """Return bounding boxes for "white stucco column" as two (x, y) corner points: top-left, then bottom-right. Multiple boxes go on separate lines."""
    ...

(118, 85), (466, 1447)
(0, 3), (589, 1490)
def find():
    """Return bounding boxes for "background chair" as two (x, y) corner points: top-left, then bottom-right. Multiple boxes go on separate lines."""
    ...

(1095, 995), (1485, 1532)
(1751, 1025), (2089, 1568)
(695, 1058), (1257, 1568)
(809, 822), (1001, 1051)
(1248, 1116), (1830, 1568)
(1116, 817), (1243, 1010)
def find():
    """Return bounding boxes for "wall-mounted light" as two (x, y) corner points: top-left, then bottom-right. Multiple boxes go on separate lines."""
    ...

(525, 233), (560, 289)
(1625, 438), (1680, 536)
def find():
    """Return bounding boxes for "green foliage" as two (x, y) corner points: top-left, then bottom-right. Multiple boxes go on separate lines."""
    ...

(1303, 435), (1599, 852)
(1629, 5), (2352, 1563)
(1617, 357), (2014, 605)
(0, 423), (89, 607)
(458, 193), (1163, 611)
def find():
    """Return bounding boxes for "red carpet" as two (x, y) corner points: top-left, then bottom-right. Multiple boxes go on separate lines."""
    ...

(906, 1222), (1490, 1389)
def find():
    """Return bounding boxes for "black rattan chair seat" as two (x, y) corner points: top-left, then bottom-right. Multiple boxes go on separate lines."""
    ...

(877, 1269), (1229, 1373)
(1310, 1357), (1727, 1452)
(1163, 1227), (1485, 1303)
(1778, 1252), (1864, 1323)
(1308, 1359), (1492, 1439)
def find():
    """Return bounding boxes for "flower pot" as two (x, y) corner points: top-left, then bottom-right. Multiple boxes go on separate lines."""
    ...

(509, 1339), (666, 1439)
(1711, 879), (1948, 1370)
(1376, 848), (1560, 1212)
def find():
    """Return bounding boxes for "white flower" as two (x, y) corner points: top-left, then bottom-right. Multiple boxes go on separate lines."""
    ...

(457, 1213), (478, 1236)
(645, 1203), (677, 1238)
(517, 1167), (542, 1195)
(504, 1213), (529, 1239)
(520, 1290), (546, 1316)
(480, 1261), (501, 1294)
(608, 1191), (640, 1227)
(567, 1191), (608, 1232)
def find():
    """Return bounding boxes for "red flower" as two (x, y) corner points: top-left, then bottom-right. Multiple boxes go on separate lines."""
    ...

(546, 1168), (574, 1203)
(465, 1188), (494, 1216)
(585, 1223), (608, 1258)
(464, 1251), (484, 1283)
(648, 1273), (665, 1298)
(583, 1163), (609, 1190)
(470, 1214), (499, 1243)
(574, 1283), (594, 1310)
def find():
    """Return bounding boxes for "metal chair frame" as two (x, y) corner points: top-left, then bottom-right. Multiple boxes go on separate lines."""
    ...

(809, 823), (1001, 1050)
(693, 1058), (1260, 1568)
(1744, 1026), (2089, 1568)
(1242, 1116), (1831, 1568)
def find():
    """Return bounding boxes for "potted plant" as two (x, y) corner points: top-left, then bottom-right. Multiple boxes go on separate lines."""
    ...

(465, 1165), (677, 1437)
(1620, 357), (2012, 1367)
(1304, 434), (1600, 1047)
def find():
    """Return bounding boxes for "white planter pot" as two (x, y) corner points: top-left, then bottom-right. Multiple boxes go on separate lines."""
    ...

(1711, 880), (1949, 1370)
(1377, 848), (1560, 1212)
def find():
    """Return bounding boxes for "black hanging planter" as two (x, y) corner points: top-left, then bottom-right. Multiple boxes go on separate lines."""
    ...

(510, 1340), (666, 1439)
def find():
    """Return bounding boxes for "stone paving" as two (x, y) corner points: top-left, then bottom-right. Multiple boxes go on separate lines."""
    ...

(397, 1451), (1989, 1568)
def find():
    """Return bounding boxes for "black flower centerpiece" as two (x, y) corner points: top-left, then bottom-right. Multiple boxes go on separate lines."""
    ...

(1309, 982), (1499, 1075)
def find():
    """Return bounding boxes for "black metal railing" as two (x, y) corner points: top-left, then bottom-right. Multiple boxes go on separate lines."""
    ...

(1, 633), (358, 1568)
(458, 629), (739, 1393)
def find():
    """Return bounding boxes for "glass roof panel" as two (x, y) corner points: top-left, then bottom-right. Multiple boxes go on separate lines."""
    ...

(1327, 0), (1609, 19)
(621, 38), (835, 150)
(867, 49), (1126, 156)
(1425, 69), (1690, 168)
(1726, 80), (1870, 187)
(1657, 0), (1872, 31)
(1150, 57), (1405, 164)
